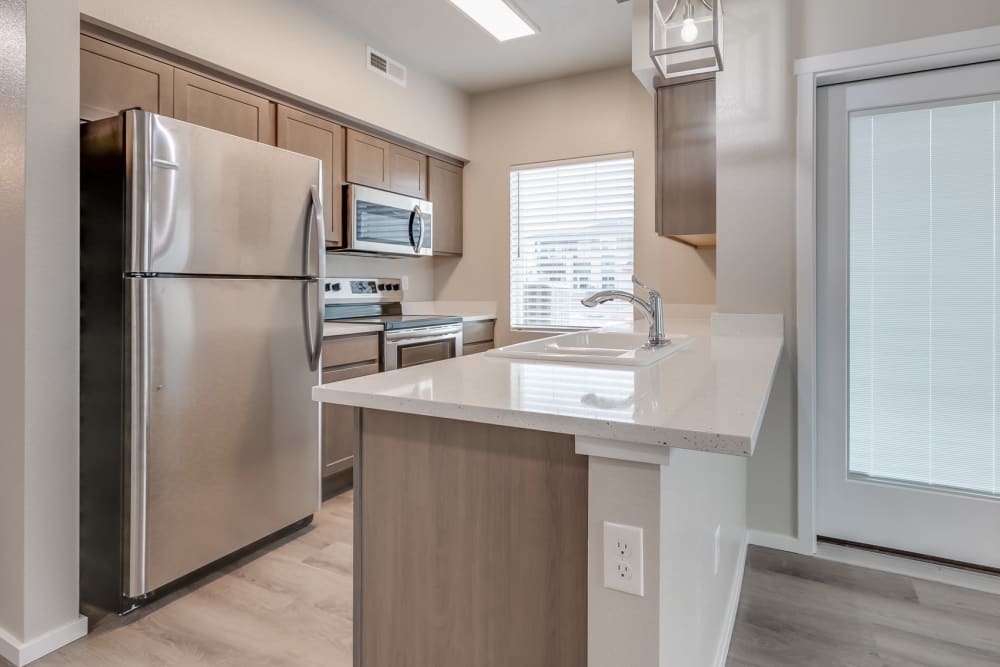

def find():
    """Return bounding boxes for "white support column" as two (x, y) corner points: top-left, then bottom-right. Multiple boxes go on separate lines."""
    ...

(0, 1), (87, 664)
(587, 448), (747, 667)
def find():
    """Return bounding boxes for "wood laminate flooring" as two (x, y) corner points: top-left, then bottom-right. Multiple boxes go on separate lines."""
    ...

(728, 545), (1000, 666)
(8, 496), (1000, 666)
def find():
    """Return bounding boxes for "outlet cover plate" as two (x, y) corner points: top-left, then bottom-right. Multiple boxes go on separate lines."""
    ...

(603, 521), (644, 596)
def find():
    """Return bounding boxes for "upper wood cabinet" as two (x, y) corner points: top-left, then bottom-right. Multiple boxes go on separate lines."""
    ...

(276, 105), (346, 248)
(428, 158), (463, 255)
(388, 144), (427, 199)
(173, 69), (275, 144)
(346, 129), (427, 199)
(346, 129), (390, 189)
(655, 76), (716, 247)
(80, 35), (173, 121)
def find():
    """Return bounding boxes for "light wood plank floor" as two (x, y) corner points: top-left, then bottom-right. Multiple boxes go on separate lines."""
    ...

(9, 496), (1000, 666)
(21, 491), (355, 667)
(728, 545), (1000, 666)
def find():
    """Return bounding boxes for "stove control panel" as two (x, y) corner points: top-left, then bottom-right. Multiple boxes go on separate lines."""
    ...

(324, 277), (402, 304)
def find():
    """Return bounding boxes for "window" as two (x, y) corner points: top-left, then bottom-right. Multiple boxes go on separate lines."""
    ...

(509, 154), (635, 330)
(849, 99), (1000, 496)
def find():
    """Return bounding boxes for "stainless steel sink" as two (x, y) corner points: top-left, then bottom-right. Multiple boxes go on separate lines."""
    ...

(486, 330), (692, 367)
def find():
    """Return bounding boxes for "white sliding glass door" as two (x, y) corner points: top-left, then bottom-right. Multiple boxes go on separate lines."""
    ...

(817, 60), (1000, 567)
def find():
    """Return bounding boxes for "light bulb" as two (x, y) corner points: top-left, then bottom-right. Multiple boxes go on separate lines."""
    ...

(680, 17), (699, 43)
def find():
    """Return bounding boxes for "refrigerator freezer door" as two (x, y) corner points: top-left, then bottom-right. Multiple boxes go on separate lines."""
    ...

(127, 111), (324, 278)
(125, 276), (321, 597)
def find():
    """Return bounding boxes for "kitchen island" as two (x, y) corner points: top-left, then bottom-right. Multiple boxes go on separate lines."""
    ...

(313, 313), (783, 667)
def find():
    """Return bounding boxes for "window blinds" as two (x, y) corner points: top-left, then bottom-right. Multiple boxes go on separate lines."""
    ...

(849, 99), (1000, 496)
(510, 155), (635, 330)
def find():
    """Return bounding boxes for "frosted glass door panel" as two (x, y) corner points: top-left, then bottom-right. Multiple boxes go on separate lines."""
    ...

(849, 101), (1000, 496)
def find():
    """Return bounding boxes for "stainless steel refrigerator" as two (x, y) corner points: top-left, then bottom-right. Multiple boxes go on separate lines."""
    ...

(80, 110), (325, 613)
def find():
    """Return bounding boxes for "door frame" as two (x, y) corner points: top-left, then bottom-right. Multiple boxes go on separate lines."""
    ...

(795, 25), (1000, 556)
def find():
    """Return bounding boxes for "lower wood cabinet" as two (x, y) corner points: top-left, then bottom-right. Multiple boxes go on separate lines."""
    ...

(321, 333), (380, 477)
(173, 69), (275, 144)
(462, 319), (495, 354)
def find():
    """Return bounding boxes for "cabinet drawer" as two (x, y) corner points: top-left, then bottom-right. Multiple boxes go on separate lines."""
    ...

(463, 341), (493, 356)
(322, 334), (379, 368)
(324, 361), (380, 383)
(463, 320), (495, 345)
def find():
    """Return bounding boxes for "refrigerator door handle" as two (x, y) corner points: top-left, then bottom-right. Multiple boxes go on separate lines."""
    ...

(306, 185), (325, 278)
(303, 280), (324, 372)
(127, 278), (151, 596)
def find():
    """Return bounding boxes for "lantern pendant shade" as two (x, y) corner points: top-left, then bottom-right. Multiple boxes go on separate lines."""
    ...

(650, 0), (723, 80)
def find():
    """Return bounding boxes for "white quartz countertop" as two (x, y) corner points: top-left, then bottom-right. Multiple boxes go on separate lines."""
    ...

(402, 301), (496, 322)
(313, 316), (783, 456)
(323, 322), (384, 337)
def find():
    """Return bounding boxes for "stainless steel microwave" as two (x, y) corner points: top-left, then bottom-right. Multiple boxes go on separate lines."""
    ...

(337, 183), (433, 257)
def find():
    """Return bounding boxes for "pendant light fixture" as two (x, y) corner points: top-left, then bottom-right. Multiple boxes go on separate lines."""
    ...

(650, 0), (723, 80)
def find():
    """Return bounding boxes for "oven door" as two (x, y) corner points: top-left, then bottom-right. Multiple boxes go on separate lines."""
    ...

(384, 324), (463, 371)
(344, 184), (433, 257)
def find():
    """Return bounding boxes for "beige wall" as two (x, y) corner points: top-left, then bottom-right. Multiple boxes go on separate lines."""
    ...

(0, 0), (84, 658)
(434, 67), (716, 347)
(717, 0), (1000, 538)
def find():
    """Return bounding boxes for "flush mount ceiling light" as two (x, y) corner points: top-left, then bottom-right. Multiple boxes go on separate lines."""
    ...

(650, 0), (723, 80)
(448, 0), (537, 42)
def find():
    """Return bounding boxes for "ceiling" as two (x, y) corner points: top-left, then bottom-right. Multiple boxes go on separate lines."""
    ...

(308, 0), (634, 94)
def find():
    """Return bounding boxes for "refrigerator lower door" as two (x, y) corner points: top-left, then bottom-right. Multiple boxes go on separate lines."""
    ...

(126, 276), (321, 597)
(126, 110), (324, 278)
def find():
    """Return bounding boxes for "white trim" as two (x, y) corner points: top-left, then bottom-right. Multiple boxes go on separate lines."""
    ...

(509, 151), (634, 171)
(794, 26), (1000, 564)
(795, 24), (1000, 84)
(816, 542), (1000, 596)
(575, 436), (671, 466)
(747, 529), (807, 555)
(0, 615), (87, 666)
(714, 532), (748, 667)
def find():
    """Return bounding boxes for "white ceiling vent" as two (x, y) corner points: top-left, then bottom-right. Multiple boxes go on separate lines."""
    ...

(367, 47), (407, 87)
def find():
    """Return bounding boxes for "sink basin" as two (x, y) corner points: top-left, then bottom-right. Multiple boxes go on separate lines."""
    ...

(486, 330), (692, 367)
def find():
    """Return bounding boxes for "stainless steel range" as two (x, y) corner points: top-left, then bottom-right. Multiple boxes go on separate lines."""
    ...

(325, 278), (463, 370)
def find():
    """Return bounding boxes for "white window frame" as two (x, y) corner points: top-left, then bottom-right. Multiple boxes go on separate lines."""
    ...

(508, 152), (636, 332)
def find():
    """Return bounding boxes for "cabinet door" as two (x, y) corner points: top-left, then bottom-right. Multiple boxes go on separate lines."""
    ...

(277, 105), (346, 248)
(428, 158), (463, 255)
(655, 76), (716, 246)
(388, 144), (427, 199)
(80, 35), (174, 121)
(173, 69), (275, 144)
(322, 400), (357, 477)
(346, 129), (390, 190)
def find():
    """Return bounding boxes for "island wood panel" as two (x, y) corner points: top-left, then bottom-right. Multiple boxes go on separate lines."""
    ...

(356, 409), (588, 667)
(655, 76), (716, 247)
(173, 69), (275, 144)
(80, 35), (174, 121)
(276, 105), (346, 248)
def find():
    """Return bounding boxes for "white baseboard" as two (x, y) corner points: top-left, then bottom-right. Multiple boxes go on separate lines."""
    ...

(715, 533), (748, 667)
(0, 615), (88, 666)
(747, 529), (807, 554)
(816, 542), (1000, 596)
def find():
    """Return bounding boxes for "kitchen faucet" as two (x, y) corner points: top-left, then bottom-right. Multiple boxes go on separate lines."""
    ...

(581, 275), (668, 348)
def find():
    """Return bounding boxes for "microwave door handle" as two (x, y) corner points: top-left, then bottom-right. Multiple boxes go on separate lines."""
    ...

(414, 205), (426, 252)
(408, 206), (418, 252)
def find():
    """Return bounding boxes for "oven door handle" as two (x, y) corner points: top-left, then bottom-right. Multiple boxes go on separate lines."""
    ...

(384, 327), (463, 346)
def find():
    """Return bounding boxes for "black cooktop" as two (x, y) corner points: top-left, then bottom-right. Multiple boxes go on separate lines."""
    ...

(337, 314), (462, 331)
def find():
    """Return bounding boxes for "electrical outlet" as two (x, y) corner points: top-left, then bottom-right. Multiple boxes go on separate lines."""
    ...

(604, 521), (643, 596)
(713, 525), (721, 576)
(401, 274), (410, 291)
